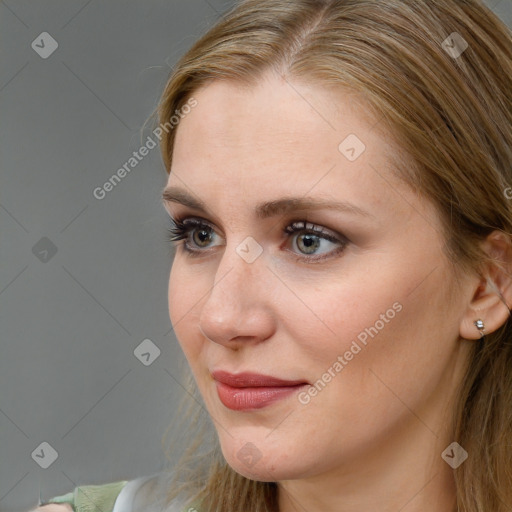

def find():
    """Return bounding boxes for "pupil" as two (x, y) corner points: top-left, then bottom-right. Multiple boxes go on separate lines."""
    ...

(195, 229), (210, 246)
(300, 234), (319, 254)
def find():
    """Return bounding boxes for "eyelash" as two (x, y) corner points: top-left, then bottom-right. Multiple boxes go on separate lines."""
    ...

(166, 215), (348, 263)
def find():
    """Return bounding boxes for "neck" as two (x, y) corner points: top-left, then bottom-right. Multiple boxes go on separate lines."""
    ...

(277, 415), (457, 512)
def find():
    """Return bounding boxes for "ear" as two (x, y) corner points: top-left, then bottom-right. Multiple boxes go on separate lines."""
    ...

(459, 230), (512, 340)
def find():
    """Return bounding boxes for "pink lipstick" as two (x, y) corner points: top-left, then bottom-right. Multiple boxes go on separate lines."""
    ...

(212, 370), (308, 411)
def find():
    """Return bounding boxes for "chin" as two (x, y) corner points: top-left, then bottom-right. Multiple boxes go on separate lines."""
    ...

(220, 437), (308, 482)
(226, 458), (298, 482)
(228, 462), (277, 482)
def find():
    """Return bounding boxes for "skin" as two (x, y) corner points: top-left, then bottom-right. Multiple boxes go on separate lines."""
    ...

(160, 69), (512, 512)
(37, 72), (512, 512)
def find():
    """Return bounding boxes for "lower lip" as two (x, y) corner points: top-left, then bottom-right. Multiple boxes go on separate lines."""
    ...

(215, 381), (308, 410)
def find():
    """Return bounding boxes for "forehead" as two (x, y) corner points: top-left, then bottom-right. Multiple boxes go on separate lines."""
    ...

(166, 72), (412, 222)
(173, 72), (378, 160)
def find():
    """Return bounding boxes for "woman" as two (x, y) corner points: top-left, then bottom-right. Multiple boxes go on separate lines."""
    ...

(34, 0), (512, 510)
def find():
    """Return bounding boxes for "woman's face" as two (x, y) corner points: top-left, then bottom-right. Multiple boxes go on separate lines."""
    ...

(163, 71), (473, 482)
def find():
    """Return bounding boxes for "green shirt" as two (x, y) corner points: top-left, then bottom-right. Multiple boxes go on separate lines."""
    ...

(44, 480), (129, 512)
(44, 476), (202, 512)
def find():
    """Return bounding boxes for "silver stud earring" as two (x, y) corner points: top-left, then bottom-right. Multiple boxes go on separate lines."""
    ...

(474, 319), (485, 338)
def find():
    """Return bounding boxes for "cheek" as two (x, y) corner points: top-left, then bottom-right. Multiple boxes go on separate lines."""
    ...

(296, 269), (457, 427)
(168, 259), (204, 361)
(283, 275), (402, 366)
(286, 263), (447, 391)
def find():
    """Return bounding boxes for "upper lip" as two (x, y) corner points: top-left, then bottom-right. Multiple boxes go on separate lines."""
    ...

(211, 370), (308, 388)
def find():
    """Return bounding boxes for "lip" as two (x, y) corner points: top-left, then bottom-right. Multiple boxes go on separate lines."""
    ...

(212, 370), (307, 387)
(211, 370), (309, 411)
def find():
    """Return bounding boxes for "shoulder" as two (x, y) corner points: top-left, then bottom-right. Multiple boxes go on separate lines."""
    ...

(43, 471), (199, 512)
(115, 471), (202, 512)
(113, 471), (175, 511)
(41, 479), (128, 511)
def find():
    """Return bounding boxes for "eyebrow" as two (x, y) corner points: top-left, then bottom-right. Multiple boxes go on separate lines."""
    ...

(161, 186), (374, 219)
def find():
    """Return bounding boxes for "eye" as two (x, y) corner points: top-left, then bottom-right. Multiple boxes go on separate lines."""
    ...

(166, 216), (348, 262)
(283, 221), (348, 262)
(166, 217), (221, 255)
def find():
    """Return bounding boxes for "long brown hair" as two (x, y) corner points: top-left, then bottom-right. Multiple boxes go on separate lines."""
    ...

(157, 1), (512, 510)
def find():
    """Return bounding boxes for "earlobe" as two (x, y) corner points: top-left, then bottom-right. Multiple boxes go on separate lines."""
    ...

(459, 291), (509, 340)
(459, 230), (512, 340)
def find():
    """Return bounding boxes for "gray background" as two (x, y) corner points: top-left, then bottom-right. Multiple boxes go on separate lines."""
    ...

(1, 1), (511, 511)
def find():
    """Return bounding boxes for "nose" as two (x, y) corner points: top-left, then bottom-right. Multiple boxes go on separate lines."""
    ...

(198, 241), (276, 349)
